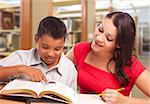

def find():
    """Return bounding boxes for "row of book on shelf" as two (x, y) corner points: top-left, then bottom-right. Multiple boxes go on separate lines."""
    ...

(65, 32), (81, 47)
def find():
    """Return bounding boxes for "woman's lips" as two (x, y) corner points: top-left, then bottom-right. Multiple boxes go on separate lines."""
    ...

(94, 41), (103, 47)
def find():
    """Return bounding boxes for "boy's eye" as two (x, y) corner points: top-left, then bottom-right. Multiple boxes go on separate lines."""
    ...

(54, 48), (61, 51)
(42, 45), (48, 49)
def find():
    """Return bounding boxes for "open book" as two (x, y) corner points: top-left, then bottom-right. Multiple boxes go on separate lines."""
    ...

(0, 79), (77, 104)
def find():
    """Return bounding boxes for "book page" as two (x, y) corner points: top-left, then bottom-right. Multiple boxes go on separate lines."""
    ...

(43, 95), (70, 104)
(40, 81), (78, 104)
(0, 79), (44, 96)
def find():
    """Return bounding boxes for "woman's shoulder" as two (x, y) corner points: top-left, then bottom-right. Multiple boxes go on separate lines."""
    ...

(73, 42), (91, 64)
(131, 55), (142, 65)
(127, 56), (146, 81)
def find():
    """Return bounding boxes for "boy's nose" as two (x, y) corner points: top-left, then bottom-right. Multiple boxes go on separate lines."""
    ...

(47, 50), (55, 56)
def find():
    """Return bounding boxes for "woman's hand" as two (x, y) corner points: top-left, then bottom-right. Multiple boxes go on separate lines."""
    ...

(101, 89), (127, 104)
(18, 65), (48, 82)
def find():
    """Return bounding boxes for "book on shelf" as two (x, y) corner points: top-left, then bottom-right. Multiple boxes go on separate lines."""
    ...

(0, 79), (77, 104)
(62, 18), (81, 33)
(0, 11), (14, 29)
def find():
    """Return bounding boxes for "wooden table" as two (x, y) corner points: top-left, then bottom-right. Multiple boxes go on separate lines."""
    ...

(0, 99), (25, 104)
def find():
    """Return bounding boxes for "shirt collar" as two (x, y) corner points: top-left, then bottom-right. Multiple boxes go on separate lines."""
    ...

(56, 52), (65, 76)
(30, 48), (42, 66)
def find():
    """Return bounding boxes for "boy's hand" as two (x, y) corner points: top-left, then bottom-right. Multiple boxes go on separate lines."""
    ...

(19, 65), (48, 82)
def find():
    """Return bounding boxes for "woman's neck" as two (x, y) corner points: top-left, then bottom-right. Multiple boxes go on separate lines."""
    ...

(90, 50), (113, 62)
(85, 50), (115, 72)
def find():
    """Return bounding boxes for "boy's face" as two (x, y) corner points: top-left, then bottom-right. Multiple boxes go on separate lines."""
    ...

(36, 34), (65, 68)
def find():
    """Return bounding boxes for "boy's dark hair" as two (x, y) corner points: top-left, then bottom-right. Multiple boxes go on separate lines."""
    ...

(37, 16), (67, 39)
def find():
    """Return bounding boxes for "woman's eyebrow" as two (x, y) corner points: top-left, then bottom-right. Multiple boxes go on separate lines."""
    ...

(107, 33), (116, 39)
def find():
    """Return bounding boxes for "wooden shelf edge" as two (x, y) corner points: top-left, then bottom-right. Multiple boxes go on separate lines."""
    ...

(0, 29), (20, 33)
(53, 0), (80, 6)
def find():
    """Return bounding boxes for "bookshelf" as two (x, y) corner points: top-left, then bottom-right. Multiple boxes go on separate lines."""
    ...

(0, 6), (20, 54)
(61, 16), (81, 50)
(0, 0), (32, 59)
(50, 0), (84, 53)
(95, 0), (113, 26)
(0, 0), (32, 57)
(63, 17), (82, 53)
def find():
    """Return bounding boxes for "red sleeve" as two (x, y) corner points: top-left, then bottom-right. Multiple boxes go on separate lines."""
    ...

(73, 42), (90, 66)
(131, 56), (146, 82)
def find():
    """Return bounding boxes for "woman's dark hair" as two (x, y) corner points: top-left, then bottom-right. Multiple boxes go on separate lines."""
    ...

(37, 16), (67, 39)
(106, 12), (136, 86)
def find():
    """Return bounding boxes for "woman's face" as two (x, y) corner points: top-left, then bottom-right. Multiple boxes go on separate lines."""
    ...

(91, 18), (118, 54)
(36, 35), (65, 68)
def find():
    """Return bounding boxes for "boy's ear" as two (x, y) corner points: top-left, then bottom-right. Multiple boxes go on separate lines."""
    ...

(35, 34), (39, 42)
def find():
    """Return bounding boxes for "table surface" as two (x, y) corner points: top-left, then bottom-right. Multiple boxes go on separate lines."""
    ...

(0, 99), (25, 104)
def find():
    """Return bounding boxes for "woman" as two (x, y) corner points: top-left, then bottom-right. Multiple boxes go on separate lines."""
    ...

(66, 12), (150, 103)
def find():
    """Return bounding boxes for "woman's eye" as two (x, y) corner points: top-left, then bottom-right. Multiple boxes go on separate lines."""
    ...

(107, 37), (113, 41)
(98, 28), (103, 33)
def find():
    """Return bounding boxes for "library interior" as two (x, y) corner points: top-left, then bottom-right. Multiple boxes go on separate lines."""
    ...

(0, 0), (150, 103)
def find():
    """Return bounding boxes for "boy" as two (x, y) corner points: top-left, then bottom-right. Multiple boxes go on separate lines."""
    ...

(0, 16), (77, 90)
